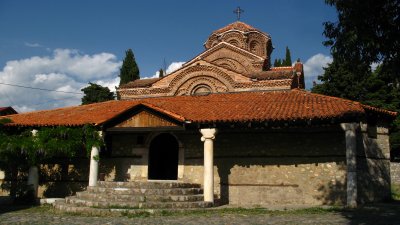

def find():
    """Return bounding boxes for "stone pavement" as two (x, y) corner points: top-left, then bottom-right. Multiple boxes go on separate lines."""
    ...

(0, 202), (399, 225)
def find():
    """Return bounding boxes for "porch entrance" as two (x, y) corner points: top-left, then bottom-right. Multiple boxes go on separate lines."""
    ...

(148, 133), (179, 180)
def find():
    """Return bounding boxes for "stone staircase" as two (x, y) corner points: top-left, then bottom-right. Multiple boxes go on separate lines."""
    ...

(54, 181), (213, 214)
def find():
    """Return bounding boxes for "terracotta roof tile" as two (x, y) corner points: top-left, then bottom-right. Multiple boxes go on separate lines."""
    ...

(212, 21), (266, 36)
(270, 67), (294, 71)
(1, 90), (396, 127)
(0, 106), (17, 116)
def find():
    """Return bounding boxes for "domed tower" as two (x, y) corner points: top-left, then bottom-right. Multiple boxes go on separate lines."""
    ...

(117, 21), (304, 99)
(204, 21), (273, 69)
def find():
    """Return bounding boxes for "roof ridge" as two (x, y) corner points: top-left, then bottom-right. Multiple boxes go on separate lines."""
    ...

(185, 41), (264, 66)
(140, 102), (186, 122)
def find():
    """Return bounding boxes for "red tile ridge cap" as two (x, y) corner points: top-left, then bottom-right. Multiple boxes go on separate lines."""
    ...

(212, 21), (268, 37)
(271, 66), (294, 71)
(93, 101), (141, 126)
(361, 104), (398, 117)
(140, 102), (186, 122)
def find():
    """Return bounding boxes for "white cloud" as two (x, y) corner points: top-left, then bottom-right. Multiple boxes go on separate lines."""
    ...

(145, 61), (186, 79)
(0, 49), (121, 112)
(95, 77), (120, 92)
(24, 42), (42, 48)
(166, 61), (185, 74)
(302, 53), (333, 89)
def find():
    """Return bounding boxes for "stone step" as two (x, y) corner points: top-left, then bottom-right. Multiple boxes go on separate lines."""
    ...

(76, 192), (204, 202)
(54, 201), (212, 216)
(96, 181), (201, 189)
(65, 196), (212, 209)
(86, 187), (203, 195)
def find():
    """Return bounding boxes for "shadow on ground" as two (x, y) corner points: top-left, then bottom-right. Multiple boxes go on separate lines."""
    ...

(338, 200), (400, 225)
(0, 196), (36, 214)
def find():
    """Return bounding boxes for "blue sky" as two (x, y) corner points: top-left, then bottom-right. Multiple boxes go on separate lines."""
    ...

(0, 0), (337, 112)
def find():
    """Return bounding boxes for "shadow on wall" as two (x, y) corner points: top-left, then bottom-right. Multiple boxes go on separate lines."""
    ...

(315, 176), (346, 205)
(39, 159), (89, 198)
(180, 127), (349, 206)
(40, 157), (115, 198)
(0, 163), (30, 200)
(212, 157), (348, 206)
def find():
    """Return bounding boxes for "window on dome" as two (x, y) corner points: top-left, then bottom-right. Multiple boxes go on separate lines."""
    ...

(250, 40), (260, 55)
(228, 39), (240, 47)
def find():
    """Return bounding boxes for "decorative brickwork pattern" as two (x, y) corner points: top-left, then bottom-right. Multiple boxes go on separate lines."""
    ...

(117, 21), (295, 99)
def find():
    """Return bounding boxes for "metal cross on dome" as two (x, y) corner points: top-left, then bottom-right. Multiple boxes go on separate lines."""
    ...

(233, 7), (244, 21)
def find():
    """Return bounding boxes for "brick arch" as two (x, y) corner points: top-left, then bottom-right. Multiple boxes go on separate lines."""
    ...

(249, 40), (261, 56)
(174, 76), (229, 96)
(169, 65), (235, 95)
(221, 31), (246, 48)
(247, 32), (268, 57)
(204, 34), (219, 49)
(211, 58), (249, 74)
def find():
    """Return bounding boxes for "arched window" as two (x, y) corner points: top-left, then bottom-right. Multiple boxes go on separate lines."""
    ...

(228, 39), (240, 47)
(249, 40), (260, 55)
(191, 85), (212, 96)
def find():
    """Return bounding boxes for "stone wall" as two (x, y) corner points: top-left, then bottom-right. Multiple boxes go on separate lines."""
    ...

(0, 158), (89, 198)
(0, 123), (393, 205)
(391, 163), (400, 185)
(178, 126), (348, 206)
(357, 123), (392, 203)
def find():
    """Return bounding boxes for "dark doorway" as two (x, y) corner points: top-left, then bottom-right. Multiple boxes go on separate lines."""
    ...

(148, 133), (179, 180)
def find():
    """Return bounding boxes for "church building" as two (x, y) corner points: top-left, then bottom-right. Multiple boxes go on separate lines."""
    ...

(1, 21), (396, 210)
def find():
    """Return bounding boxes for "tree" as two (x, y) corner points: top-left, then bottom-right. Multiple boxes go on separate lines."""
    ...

(283, 46), (292, 66)
(119, 49), (140, 86)
(81, 83), (115, 105)
(312, 0), (400, 158)
(273, 59), (280, 67)
(323, 0), (399, 81)
(273, 46), (292, 67)
(159, 68), (164, 78)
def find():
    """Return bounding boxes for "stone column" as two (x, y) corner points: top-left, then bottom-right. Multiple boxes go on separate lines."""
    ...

(27, 166), (39, 197)
(341, 123), (358, 208)
(200, 128), (217, 203)
(28, 129), (39, 198)
(88, 146), (99, 187)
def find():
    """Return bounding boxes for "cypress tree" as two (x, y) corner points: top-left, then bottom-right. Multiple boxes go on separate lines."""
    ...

(119, 49), (140, 86)
(273, 59), (278, 67)
(283, 46), (292, 66)
(277, 59), (282, 67)
(159, 68), (164, 78)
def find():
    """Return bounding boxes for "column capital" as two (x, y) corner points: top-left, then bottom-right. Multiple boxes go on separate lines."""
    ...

(31, 129), (38, 136)
(200, 128), (217, 142)
(340, 123), (359, 131)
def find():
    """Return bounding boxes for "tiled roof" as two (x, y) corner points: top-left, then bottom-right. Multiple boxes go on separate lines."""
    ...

(1, 101), (140, 127)
(271, 67), (294, 71)
(0, 106), (17, 116)
(212, 21), (265, 36)
(247, 70), (293, 80)
(119, 78), (161, 88)
(1, 90), (396, 127)
(0, 107), (14, 112)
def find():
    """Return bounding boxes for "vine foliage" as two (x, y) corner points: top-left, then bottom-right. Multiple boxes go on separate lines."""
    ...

(0, 122), (104, 167)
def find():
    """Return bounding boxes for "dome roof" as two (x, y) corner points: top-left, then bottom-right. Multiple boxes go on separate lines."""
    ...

(211, 21), (266, 36)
